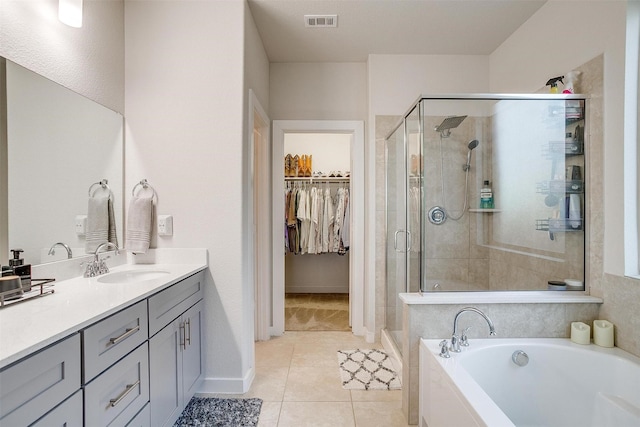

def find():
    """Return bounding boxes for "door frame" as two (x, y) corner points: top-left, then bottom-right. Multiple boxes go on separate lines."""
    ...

(249, 90), (271, 342)
(271, 120), (365, 337)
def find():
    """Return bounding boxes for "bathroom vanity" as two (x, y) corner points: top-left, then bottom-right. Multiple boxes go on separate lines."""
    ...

(0, 252), (207, 426)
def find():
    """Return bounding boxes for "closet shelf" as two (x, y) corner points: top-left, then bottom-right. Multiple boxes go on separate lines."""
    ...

(285, 176), (350, 183)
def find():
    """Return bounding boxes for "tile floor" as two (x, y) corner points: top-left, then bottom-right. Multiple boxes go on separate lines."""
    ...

(201, 331), (410, 426)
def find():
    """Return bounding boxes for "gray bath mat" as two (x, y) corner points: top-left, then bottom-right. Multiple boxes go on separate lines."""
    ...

(173, 397), (263, 427)
(337, 348), (401, 390)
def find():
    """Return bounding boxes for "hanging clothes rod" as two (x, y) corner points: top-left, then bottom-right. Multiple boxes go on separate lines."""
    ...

(285, 177), (350, 183)
(132, 179), (158, 201)
(88, 179), (113, 200)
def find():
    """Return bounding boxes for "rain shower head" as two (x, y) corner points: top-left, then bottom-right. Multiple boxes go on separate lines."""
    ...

(434, 115), (467, 133)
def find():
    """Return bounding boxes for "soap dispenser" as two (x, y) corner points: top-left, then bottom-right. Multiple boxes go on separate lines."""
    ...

(9, 249), (31, 292)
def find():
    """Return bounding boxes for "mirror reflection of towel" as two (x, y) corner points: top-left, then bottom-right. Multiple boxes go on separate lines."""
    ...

(126, 196), (153, 254)
(86, 197), (119, 254)
(86, 197), (108, 253)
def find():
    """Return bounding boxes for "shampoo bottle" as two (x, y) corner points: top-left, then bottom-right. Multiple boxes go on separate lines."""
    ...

(9, 249), (31, 292)
(480, 180), (494, 209)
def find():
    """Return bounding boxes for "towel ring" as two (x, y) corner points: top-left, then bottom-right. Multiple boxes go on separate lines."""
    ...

(132, 179), (157, 201)
(88, 179), (113, 201)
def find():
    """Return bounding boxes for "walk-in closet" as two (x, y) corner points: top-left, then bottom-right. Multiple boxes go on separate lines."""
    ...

(282, 133), (352, 331)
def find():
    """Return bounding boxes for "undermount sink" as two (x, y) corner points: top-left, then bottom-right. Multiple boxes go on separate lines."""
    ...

(97, 269), (170, 284)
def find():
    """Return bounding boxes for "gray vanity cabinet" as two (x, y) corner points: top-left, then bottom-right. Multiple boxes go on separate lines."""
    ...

(149, 272), (204, 427)
(0, 268), (206, 426)
(0, 334), (81, 425)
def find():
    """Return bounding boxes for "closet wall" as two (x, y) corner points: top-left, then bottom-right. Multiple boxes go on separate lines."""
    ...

(284, 133), (351, 294)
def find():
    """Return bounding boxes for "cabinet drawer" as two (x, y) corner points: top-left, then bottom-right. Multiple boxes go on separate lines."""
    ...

(126, 402), (150, 427)
(148, 271), (204, 336)
(85, 343), (150, 427)
(0, 334), (81, 426)
(31, 389), (83, 427)
(83, 300), (148, 382)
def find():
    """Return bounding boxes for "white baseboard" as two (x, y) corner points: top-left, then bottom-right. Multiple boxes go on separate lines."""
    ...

(197, 366), (255, 394)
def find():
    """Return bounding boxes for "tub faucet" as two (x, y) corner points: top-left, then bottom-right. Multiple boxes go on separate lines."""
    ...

(450, 307), (496, 352)
(48, 242), (73, 259)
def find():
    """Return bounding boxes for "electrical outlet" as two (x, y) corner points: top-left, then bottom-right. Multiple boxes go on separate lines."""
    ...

(157, 215), (173, 236)
(75, 215), (87, 236)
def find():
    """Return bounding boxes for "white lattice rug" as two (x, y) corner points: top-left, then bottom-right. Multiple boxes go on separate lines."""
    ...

(337, 349), (401, 390)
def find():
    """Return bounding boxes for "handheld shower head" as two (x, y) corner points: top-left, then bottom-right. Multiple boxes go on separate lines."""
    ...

(464, 139), (480, 171)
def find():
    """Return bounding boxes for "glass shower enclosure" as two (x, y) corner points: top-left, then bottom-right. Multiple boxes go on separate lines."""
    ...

(385, 94), (587, 355)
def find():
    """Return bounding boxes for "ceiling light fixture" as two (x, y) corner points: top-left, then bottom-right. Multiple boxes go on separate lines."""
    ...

(59, 0), (83, 28)
(304, 15), (338, 28)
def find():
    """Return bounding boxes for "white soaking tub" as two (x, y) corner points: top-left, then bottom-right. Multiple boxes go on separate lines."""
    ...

(419, 338), (640, 427)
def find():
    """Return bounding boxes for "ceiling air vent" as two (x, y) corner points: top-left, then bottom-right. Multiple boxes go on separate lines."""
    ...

(304, 15), (338, 28)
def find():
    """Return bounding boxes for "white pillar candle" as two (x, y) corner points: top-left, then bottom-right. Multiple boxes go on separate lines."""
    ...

(593, 320), (614, 348)
(570, 322), (591, 345)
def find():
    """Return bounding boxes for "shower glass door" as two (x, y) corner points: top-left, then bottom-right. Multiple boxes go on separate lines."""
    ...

(385, 121), (406, 348)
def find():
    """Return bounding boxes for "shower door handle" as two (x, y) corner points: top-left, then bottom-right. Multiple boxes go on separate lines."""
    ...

(406, 230), (412, 252)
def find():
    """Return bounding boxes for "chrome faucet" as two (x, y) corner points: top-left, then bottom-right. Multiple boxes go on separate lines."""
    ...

(84, 242), (120, 277)
(48, 242), (73, 259)
(450, 307), (496, 352)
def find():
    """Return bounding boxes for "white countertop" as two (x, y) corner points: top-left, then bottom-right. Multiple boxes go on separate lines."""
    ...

(0, 250), (207, 369)
(400, 290), (603, 305)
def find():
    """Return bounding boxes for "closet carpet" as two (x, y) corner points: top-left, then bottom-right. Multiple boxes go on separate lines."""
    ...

(285, 293), (350, 331)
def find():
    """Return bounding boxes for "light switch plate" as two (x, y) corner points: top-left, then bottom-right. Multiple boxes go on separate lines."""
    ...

(158, 215), (173, 236)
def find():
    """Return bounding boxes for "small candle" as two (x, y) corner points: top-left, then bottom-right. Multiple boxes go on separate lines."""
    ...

(570, 322), (591, 345)
(593, 320), (614, 348)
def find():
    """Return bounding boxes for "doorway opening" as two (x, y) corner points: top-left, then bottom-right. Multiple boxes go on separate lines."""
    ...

(283, 132), (352, 331)
(272, 120), (365, 337)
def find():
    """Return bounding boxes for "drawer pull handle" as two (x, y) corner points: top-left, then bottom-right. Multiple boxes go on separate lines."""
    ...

(185, 318), (191, 346)
(109, 326), (140, 345)
(109, 380), (140, 407)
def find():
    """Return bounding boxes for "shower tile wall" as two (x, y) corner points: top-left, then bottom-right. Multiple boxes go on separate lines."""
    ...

(422, 115), (491, 292)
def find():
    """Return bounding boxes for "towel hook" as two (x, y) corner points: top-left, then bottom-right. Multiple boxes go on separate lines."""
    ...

(132, 179), (157, 201)
(88, 179), (113, 201)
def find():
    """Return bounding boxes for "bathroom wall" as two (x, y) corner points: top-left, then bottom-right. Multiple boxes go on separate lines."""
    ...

(125, 0), (269, 392)
(0, 0), (124, 113)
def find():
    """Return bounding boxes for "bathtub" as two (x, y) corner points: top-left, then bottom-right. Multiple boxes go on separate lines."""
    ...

(419, 338), (640, 427)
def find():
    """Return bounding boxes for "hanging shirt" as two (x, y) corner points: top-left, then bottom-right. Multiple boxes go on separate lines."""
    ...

(322, 188), (334, 253)
(308, 187), (318, 254)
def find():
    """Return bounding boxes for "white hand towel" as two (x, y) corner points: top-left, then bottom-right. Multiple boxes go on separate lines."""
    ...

(126, 196), (153, 254)
(85, 196), (109, 253)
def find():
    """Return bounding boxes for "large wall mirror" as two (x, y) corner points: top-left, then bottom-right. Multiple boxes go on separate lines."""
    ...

(0, 58), (123, 266)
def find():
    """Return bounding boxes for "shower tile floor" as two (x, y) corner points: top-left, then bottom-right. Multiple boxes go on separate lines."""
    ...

(199, 331), (410, 426)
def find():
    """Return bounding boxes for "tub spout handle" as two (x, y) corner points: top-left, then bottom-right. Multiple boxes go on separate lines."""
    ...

(460, 327), (472, 347)
(439, 340), (451, 358)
